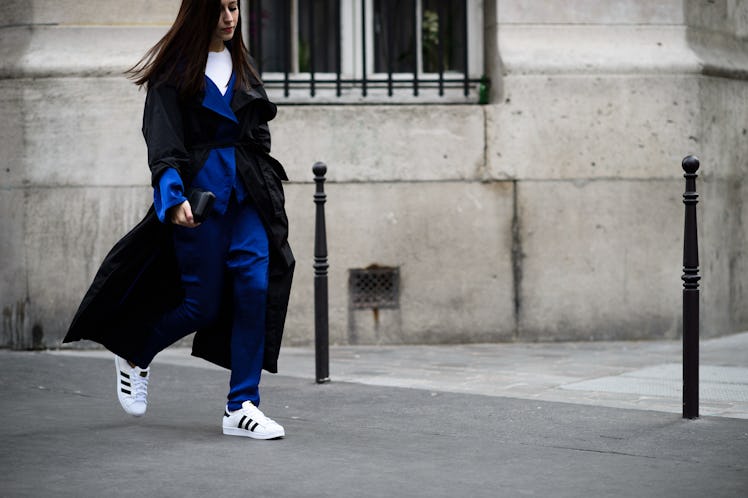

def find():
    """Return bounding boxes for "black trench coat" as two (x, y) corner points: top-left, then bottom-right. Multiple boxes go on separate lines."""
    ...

(64, 68), (294, 373)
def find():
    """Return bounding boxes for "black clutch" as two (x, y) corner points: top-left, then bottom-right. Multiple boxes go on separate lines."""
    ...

(187, 188), (216, 223)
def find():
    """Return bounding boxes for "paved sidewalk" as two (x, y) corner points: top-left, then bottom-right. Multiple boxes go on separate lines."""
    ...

(278, 331), (748, 419)
(56, 331), (748, 418)
(2, 333), (747, 497)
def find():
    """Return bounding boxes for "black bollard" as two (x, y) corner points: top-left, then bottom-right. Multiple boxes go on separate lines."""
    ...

(682, 155), (700, 419)
(313, 162), (330, 384)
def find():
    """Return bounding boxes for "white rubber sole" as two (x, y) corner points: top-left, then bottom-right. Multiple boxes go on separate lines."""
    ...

(222, 426), (285, 439)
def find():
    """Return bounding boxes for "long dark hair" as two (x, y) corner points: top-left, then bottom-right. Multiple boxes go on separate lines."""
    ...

(126, 0), (260, 96)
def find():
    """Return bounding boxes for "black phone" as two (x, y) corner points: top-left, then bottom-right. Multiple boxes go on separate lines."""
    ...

(187, 189), (216, 223)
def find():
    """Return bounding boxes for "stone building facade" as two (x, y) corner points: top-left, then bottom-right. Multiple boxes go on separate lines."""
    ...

(2, 0), (746, 349)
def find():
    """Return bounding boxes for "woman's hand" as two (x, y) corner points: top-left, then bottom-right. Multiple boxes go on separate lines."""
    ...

(168, 201), (200, 228)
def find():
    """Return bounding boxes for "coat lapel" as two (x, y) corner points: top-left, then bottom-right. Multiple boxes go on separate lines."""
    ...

(202, 73), (238, 124)
(231, 85), (277, 122)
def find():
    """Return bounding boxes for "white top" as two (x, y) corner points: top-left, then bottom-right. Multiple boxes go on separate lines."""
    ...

(205, 48), (233, 95)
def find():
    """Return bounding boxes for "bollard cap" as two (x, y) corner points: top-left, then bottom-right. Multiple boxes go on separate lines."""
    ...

(682, 155), (700, 174)
(313, 162), (327, 177)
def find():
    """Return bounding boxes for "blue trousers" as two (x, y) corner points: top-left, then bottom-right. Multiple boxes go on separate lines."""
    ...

(131, 196), (269, 411)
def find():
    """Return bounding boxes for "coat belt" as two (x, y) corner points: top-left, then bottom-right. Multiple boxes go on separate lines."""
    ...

(189, 139), (265, 152)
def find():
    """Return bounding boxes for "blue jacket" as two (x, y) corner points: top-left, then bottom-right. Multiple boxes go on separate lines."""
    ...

(154, 72), (253, 221)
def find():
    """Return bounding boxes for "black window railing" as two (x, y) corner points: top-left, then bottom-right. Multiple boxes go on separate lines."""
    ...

(246, 0), (484, 102)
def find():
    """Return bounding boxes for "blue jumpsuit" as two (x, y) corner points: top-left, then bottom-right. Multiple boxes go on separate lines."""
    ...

(130, 73), (268, 411)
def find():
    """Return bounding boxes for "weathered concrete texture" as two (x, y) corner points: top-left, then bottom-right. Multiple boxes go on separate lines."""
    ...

(498, 0), (685, 24)
(271, 105), (486, 183)
(685, 0), (748, 37)
(1, 0), (179, 26)
(0, 53), (27, 351)
(0, 26), (166, 79)
(485, 24), (748, 339)
(282, 181), (516, 346)
(0, 189), (30, 348)
(486, 74), (702, 181)
(0, 81), (25, 181)
(692, 75), (748, 336)
(1, 187), (152, 348)
(6, 77), (148, 188)
(496, 25), (704, 76)
(737, 178), (748, 328)
(517, 179), (684, 341)
(693, 76), (748, 178)
(700, 176), (748, 338)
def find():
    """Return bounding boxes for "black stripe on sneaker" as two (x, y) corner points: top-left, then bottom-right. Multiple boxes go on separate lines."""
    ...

(120, 371), (130, 379)
(239, 415), (247, 428)
(121, 380), (131, 387)
(251, 422), (259, 432)
(245, 418), (254, 430)
(121, 388), (131, 395)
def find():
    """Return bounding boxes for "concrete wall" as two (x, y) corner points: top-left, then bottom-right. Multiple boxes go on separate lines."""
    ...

(0, 2), (169, 348)
(1, 0), (746, 350)
(484, 0), (748, 342)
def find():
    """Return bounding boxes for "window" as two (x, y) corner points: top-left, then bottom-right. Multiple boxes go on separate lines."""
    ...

(244, 0), (484, 103)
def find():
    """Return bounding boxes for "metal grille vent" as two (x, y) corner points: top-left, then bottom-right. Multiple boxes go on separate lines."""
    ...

(349, 267), (400, 309)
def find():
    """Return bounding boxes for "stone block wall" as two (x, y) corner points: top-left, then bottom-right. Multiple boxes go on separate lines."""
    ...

(1, 0), (746, 349)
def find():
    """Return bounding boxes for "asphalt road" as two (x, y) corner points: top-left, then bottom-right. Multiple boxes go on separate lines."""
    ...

(1, 346), (746, 497)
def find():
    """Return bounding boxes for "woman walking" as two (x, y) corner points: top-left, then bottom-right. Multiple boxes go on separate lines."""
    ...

(65, 0), (294, 440)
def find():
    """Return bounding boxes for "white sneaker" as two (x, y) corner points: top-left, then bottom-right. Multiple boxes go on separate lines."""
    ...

(222, 401), (285, 439)
(114, 355), (149, 417)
